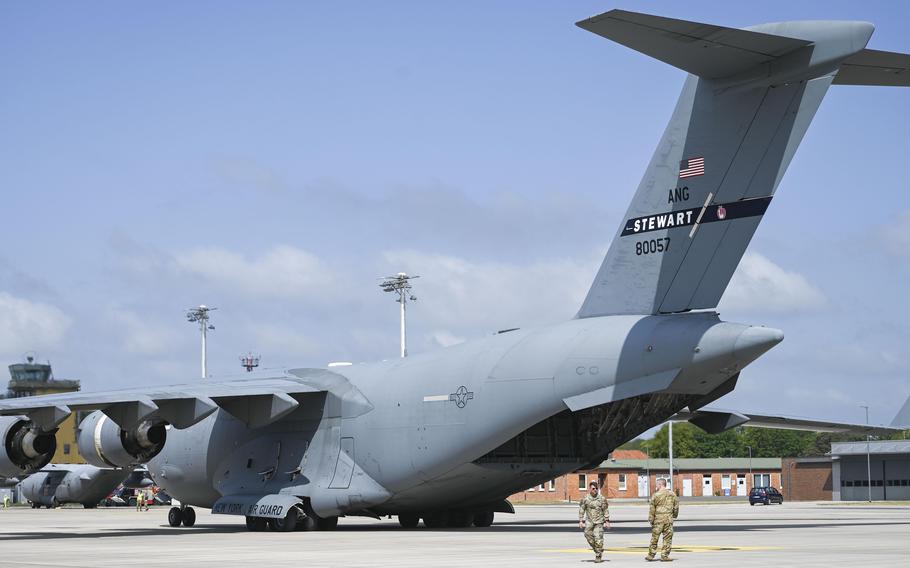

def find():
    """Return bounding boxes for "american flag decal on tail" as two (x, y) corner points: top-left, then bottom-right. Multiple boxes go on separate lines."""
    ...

(679, 156), (705, 178)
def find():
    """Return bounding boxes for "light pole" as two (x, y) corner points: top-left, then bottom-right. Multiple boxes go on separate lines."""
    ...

(186, 305), (216, 379)
(668, 420), (674, 493)
(645, 446), (651, 498)
(860, 404), (872, 502)
(240, 353), (260, 373)
(379, 273), (419, 358)
(746, 445), (753, 490)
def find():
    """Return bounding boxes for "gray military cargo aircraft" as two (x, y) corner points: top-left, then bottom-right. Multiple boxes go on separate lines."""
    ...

(17, 464), (128, 509)
(2, 9), (910, 531)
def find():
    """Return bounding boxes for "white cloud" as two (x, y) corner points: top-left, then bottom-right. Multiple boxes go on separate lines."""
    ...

(0, 292), (72, 358)
(109, 308), (179, 355)
(175, 245), (341, 302)
(720, 252), (825, 314)
(429, 330), (466, 348)
(880, 209), (910, 255)
(249, 322), (322, 360)
(381, 250), (598, 331)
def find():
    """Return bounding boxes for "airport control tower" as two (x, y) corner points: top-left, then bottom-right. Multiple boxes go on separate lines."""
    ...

(3, 355), (86, 464)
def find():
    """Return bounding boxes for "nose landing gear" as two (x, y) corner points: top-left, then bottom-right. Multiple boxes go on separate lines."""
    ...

(167, 505), (196, 527)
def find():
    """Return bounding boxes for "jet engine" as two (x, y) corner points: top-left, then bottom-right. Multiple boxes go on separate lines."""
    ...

(0, 416), (57, 477)
(77, 410), (166, 468)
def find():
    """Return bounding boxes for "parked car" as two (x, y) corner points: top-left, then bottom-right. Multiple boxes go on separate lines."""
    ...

(749, 486), (784, 505)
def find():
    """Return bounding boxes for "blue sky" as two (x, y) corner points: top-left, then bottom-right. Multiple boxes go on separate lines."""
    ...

(1, 1), (908, 428)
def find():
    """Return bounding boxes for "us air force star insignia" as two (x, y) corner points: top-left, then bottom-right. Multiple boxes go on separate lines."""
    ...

(449, 386), (474, 408)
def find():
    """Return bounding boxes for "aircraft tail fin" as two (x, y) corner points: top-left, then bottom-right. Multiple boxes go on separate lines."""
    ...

(575, 11), (888, 317)
(891, 396), (910, 428)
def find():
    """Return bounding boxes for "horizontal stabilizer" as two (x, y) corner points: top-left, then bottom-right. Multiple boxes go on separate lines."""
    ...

(576, 9), (810, 79)
(892, 395), (910, 428)
(834, 48), (910, 86)
(688, 410), (749, 434)
(676, 407), (901, 436)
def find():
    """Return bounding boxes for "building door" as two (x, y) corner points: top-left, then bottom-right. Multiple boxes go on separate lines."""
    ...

(721, 474), (732, 496)
(682, 478), (693, 497)
(638, 474), (649, 498)
(736, 475), (747, 496)
(702, 474), (713, 496)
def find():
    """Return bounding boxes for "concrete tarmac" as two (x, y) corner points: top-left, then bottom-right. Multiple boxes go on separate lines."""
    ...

(0, 501), (907, 567)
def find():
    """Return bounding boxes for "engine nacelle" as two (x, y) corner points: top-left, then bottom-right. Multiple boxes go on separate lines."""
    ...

(0, 416), (57, 477)
(77, 410), (166, 468)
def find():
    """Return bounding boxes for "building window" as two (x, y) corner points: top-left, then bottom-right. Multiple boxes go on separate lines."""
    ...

(539, 484), (546, 491)
(578, 474), (586, 489)
(618, 474), (627, 491)
(549, 480), (556, 492)
(63, 444), (71, 455)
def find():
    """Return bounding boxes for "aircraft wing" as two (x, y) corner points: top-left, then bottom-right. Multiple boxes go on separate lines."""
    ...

(0, 372), (325, 430)
(674, 407), (901, 437)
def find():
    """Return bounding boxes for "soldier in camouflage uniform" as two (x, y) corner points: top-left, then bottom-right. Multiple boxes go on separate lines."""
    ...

(646, 478), (679, 562)
(578, 480), (611, 563)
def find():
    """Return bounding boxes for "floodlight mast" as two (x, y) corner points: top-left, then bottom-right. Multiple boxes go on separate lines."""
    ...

(240, 353), (260, 373)
(186, 305), (216, 379)
(379, 272), (419, 358)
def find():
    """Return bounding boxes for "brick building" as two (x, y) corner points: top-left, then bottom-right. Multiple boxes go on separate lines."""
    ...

(781, 457), (833, 501)
(510, 454), (782, 502)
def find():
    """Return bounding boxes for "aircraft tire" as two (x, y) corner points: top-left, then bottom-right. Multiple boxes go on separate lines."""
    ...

(168, 507), (183, 527)
(423, 512), (448, 529)
(268, 508), (299, 532)
(447, 510), (473, 528)
(182, 507), (196, 527)
(315, 515), (338, 531)
(473, 511), (494, 527)
(296, 514), (316, 531)
(245, 516), (268, 531)
(398, 514), (420, 528)
(83, 503), (97, 509)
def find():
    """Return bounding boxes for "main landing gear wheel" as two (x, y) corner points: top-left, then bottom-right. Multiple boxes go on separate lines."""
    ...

(268, 508), (300, 532)
(473, 511), (494, 527)
(398, 514), (420, 528)
(315, 515), (338, 531)
(168, 507), (183, 527)
(182, 507), (196, 527)
(245, 516), (268, 531)
(422, 512), (447, 529)
(447, 511), (473, 528)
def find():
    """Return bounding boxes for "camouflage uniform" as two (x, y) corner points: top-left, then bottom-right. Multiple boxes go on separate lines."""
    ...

(647, 487), (679, 561)
(578, 493), (609, 561)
